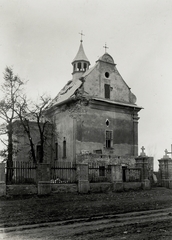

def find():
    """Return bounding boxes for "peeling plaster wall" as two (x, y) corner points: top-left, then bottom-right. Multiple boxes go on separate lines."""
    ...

(76, 104), (136, 156)
(77, 154), (136, 167)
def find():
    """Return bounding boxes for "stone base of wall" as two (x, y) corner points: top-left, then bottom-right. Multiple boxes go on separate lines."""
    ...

(78, 180), (90, 193)
(112, 182), (123, 192)
(142, 179), (151, 190)
(161, 179), (172, 189)
(6, 185), (37, 196)
(0, 182), (6, 196)
(51, 184), (77, 193)
(90, 182), (112, 193)
(123, 182), (142, 191)
(38, 181), (51, 195)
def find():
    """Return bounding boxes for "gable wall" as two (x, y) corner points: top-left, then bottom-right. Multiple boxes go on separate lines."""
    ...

(83, 61), (133, 103)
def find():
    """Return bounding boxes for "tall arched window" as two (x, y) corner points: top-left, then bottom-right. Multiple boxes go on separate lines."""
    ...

(63, 139), (66, 158)
(55, 142), (58, 160)
(84, 63), (87, 71)
(77, 62), (81, 71)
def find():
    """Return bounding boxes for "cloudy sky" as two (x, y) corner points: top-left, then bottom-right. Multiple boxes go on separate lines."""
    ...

(0, 0), (172, 169)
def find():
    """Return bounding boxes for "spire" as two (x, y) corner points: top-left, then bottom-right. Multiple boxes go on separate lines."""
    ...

(72, 34), (90, 78)
(72, 41), (90, 63)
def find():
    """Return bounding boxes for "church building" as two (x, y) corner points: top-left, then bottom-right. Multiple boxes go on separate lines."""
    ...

(46, 39), (142, 165)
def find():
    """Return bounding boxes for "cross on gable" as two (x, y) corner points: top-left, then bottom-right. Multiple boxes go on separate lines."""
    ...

(103, 43), (109, 53)
(79, 31), (85, 42)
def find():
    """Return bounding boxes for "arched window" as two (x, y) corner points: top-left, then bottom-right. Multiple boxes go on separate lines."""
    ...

(84, 63), (87, 71)
(77, 62), (81, 71)
(73, 64), (76, 72)
(55, 142), (58, 160)
(63, 139), (66, 158)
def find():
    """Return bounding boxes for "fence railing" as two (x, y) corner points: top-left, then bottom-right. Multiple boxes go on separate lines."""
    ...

(6, 161), (37, 184)
(88, 163), (111, 183)
(5, 161), (142, 185)
(51, 162), (77, 184)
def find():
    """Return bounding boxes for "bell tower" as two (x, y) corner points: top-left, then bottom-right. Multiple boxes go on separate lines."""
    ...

(72, 32), (90, 80)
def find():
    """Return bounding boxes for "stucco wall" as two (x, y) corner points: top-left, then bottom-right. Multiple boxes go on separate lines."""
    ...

(13, 121), (52, 163)
(53, 110), (75, 162)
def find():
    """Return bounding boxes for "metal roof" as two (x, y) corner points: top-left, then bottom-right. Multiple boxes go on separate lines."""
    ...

(48, 79), (82, 107)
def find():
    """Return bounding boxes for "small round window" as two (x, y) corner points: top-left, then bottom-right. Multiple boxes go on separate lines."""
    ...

(105, 72), (109, 78)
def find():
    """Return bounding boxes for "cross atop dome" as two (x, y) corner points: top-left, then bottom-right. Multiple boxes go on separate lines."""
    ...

(103, 43), (109, 53)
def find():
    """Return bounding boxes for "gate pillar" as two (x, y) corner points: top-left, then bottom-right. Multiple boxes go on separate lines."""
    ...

(77, 164), (90, 193)
(135, 146), (151, 190)
(158, 150), (172, 188)
(0, 163), (6, 196)
(111, 165), (123, 192)
(37, 163), (51, 195)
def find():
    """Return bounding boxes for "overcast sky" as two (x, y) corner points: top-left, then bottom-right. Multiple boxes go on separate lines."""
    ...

(0, 0), (172, 170)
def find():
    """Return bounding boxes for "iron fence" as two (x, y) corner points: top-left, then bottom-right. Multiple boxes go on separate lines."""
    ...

(6, 161), (37, 184)
(88, 163), (111, 183)
(51, 162), (77, 184)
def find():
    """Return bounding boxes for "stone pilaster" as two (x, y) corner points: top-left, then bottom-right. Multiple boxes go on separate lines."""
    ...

(77, 164), (90, 193)
(37, 163), (51, 195)
(133, 114), (139, 156)
(0, 163), (6, 196)
(158, 152), (172, 188)
(111, 165), (123, 192)
(135, 147), (151, 189)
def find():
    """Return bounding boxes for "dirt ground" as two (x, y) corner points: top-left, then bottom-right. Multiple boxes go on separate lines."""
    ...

(1, 187), (172, 229)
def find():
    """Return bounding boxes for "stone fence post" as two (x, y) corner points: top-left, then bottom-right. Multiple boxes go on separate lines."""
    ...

(77, 164), (90, 193)
(37, 163), (51, 195)
(0, 163), (6, 196)
(111, 165), (123, 192)
(135, 156), (150, 190)
(158, 152), (172, 188)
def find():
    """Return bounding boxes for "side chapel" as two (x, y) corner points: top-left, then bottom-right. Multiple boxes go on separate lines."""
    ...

(46, 39), (142, 165)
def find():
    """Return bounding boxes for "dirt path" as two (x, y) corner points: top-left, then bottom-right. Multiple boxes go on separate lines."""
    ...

(1, 207), (172, 239)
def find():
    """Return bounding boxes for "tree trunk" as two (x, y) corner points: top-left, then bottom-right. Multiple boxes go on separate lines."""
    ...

(6, 122), (13, 183)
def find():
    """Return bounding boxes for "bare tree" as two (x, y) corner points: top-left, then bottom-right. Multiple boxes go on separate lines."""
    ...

(0, 67), (24, 182)
(16, 94), (52, 164)
(15, 95), (37, 163)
